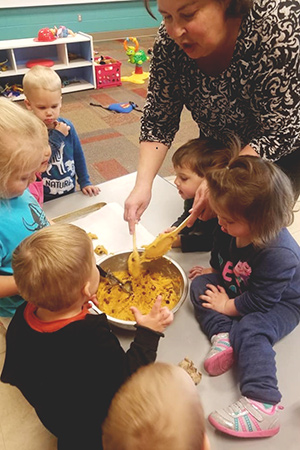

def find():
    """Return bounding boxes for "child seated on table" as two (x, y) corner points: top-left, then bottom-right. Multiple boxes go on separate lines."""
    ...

(166, 137), (239, 252)
(1, 223), (173, 450)
(23, 65), (100, 202)
(102, 362), (210, 450)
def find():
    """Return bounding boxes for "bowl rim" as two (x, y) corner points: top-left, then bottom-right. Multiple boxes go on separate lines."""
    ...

(96, 250), (189, 329)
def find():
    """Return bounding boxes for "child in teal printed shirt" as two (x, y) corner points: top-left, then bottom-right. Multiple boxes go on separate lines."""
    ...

(23, 65), (100, 202)
(0, 98), (50, 323)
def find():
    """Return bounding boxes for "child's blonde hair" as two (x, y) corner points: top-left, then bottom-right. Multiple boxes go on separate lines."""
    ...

(23, 65), (62, 96)
(102, 362), (206, 450)
(172, 136), (240, 177)
(0, 98), (48, 197)
(12, 223), (95, 311)
(207, 156), (295, 246)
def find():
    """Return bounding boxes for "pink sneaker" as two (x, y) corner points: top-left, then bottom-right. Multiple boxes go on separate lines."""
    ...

(204, 332), (234, 376)
(209, 396), (283, 438)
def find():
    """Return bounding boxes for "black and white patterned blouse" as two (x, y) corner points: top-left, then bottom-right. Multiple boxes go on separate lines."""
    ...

(140, 0), (300, 161)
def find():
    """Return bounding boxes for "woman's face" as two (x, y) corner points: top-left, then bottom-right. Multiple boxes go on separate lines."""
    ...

(157, 0), (230, 59)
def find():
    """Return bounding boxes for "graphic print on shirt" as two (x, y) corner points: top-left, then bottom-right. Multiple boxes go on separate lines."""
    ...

(219, 254), (252, 296)
(23, 202), (49, 231)
(43, 142), (76, 197)
(47, 142), (66, 176)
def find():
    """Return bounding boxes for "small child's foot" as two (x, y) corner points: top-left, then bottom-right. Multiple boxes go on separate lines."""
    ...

(204, 332), (234, 376)
(209, 396), (283, 438)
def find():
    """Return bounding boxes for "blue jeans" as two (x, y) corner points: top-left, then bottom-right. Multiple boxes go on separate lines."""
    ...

(190, 273), (300, 404)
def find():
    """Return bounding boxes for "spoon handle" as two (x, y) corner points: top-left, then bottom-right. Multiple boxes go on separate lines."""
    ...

(170, 215), (191, 237)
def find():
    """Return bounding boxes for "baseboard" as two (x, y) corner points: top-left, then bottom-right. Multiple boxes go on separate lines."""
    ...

(91, 27), (158, 42)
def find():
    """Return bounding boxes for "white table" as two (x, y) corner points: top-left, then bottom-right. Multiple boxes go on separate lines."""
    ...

(43, 173), (300, 450)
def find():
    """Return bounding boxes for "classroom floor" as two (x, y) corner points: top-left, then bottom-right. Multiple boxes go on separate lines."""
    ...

(0, 34), (300, 450)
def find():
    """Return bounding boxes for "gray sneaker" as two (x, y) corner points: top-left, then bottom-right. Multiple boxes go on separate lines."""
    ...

(204, 332), (234, 376)
(209, 396), (283, 438)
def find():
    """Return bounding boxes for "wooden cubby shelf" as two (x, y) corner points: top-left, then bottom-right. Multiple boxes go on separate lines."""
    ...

(0, 31), (96, 100)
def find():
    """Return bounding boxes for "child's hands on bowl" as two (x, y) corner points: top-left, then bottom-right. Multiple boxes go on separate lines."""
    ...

(130, 295), (173, 333)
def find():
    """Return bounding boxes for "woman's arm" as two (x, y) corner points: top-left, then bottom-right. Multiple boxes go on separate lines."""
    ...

(124, 141), (168, 233)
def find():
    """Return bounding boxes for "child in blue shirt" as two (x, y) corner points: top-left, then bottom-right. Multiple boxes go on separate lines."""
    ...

(0, 98), (49, 322)
(190, 156), (300, 438)
(23, 65), (100, 202)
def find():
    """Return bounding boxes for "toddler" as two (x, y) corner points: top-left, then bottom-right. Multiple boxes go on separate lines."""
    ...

(23, 65), (100, 202)
(167, 137), (239, 252)
(190, 156), (300, 438)
(0, 98), (49, 322)
(1, 223), (173, 450)
(102, 362), (210, 450)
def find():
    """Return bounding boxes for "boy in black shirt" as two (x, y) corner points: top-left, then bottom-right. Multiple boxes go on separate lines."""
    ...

(1, 223), (173, 450)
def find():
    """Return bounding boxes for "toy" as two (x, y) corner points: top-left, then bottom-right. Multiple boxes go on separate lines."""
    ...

(60, 76), (81, 87)
(90, 101), (142, 113)
(34, 28), (56, 42)
(121, 37), (149, 85)
(0, 59), (8, 72)
(26, 59), (54, 68)
(0, 83), (23, 98)
(50, 25), (76, 39)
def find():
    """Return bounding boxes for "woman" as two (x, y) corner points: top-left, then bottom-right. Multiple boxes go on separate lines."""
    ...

(124, 0), (300, 233)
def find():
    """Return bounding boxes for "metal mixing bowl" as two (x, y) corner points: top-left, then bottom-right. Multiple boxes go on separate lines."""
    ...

(97, 251), (188, 330)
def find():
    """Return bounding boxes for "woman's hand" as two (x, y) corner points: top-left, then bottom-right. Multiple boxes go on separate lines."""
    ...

(130, 295), (173, 333)
(124, 185), (152, 234)
(124, 142), (169, 234)
(187, 179), (216, 226)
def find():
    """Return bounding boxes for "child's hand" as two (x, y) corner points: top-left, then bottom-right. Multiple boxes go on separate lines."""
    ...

(82, 185), (100, 196)
(85, 294), (99, 310)
(163, 227), (180, 248)
(130, 295), (173, 333)
(171, 236), (181, 248)
(164, 226), (176, 233)
(54, 121), (70, 136)
(189, 265), (213, 280)
(200, 284), (236, 315)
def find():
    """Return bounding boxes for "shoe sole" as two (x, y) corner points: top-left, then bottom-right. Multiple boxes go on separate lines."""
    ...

(209, 414), (280, 438)
(204, 346), (234, 376)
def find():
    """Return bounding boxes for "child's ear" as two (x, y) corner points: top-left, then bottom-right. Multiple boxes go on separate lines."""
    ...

(82, 281), (91, 298)
(24, 99), (31, 110)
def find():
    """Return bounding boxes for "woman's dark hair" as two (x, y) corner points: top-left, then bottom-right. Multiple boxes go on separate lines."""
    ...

(144, 0), (254, 20)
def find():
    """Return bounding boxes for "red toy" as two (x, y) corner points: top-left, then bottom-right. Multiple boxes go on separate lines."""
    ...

(26, 59), (54, 68)
(34, 28), (56, 42)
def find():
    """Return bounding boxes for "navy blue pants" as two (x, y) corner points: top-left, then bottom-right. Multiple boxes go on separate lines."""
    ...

(190, 273), (300, 404)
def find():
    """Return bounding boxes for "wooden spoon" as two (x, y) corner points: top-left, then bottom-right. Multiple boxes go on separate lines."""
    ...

(141, 215), (191, 262)
(127, 229), (142, 278)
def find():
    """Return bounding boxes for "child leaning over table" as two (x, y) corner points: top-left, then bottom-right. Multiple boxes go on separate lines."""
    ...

(23, 65), (100, 202)
(102, 362), (211, 450)
(1, 223), (173, 450)
(190, 156), (300, 438)
(166, 137), (239, 252)
(0, 98), (50, 325)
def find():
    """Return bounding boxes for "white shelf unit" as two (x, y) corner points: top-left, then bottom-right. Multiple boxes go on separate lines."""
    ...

(0, 32), (96, 100)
